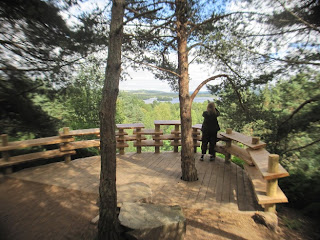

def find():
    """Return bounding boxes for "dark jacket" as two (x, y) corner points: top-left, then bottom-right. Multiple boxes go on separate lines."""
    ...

(201, 109), (220, 133)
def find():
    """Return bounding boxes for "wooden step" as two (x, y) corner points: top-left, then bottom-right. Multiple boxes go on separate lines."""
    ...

(134, 129), (163, 135)
(220, 131), (266, 149)
(117, 143), (129, 148)
(153, 134), (179, 140)
(0, 136), (75, 152)
(116, 123), (144, 129)
(154, 120), (180, 125)
(170, 140), (181, 147)
(247, 148), (289, 180)
(192, 124), (202, 130)
(0, 150), (76, 167)
(244, 164), (288, 205)
(193, 141), (201, 147)
(134, 140), (163, 147)
(118, 136), (146, 141)
(192, 135), (202, 141)
(116, 131), (129, 136)
(170, 130), (181, 134)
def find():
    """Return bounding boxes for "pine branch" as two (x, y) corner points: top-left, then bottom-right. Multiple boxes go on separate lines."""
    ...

(187, 11), (271, 36)
(124, 7), (163, 25)
(279, 96), (319, 126)
(282, 138), (320, 154)
(124, 56), (180, 77)
(0, 57), (83, 72)
(241, 27), (309, 37)
(277, 0), (320, 34)
(190, 74), (247, 112)
(238, 44), (320, 66)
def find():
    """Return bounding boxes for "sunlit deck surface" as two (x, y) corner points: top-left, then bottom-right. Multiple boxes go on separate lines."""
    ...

(9, 152), (259, 211)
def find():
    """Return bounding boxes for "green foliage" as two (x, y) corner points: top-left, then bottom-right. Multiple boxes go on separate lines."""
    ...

(281, 216), (303, 230)
(231, 156), (245, 169)
(0, 0), (107, 138)
(213, 70), (320, 218)
(0, 72), (60, 138)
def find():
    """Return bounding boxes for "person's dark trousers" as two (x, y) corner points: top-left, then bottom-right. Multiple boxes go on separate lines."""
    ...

(201, 131), (217, 156)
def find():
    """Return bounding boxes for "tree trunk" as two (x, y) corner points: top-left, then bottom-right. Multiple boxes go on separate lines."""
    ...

(98, 1), (125, 239)
(176, 0), (198, 182)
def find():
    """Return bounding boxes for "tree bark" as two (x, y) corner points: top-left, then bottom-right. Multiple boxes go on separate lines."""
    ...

(176, 0), (198, 181)
(98, 1), (125, 239)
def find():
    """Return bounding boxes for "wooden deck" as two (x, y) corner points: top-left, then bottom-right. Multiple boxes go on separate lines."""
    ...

(8, 152), (260, 211)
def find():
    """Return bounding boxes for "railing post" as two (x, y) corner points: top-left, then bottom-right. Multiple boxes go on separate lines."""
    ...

(155, 125), (161, 153)
(192, 128), (198, 153)
(226, 128), (232, 134)
(118, 129), (125, 155)
(265, 154), (279, 212)
(136, 128), (142, 154)
(61, 127), (72, 163)
(174, 124), (179, 153)
(1, 134), (10, 161)
(252, 137), (260, 145)
(225, 128), (232, 163)
(1, 134), (12, 174)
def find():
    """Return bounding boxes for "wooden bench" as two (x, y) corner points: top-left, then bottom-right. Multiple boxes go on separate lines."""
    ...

(220, 129), (266, 150)
(132, 129), (164, 153)
(154, 120), (181, 152)
(116, 123), (145, 154)
(219, 128), (289, 212)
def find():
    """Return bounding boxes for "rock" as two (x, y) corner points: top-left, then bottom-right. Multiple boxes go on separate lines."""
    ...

(252, 212), (278, 232)
(91, 182), (152, 225)
(119, 202), (186, 240)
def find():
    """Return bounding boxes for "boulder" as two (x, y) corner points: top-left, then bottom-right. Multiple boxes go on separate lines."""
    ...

(91, 182), (152, 224)
(119, 202), (186, 240)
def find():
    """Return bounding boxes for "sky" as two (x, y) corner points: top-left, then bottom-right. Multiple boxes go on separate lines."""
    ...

(119, 63), (217, 93)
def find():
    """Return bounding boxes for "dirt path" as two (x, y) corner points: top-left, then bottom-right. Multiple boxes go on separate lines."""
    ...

(0, 177), (317, 240)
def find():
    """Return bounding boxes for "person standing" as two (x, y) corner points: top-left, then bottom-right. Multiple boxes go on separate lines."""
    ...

(200, 102), (220, 161)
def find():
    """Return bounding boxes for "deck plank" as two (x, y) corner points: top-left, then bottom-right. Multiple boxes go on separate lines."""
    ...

(195, 159), (214, 203)
(216, 159), (226, 203)
(8, 152), (260, 211)
(236, 165), (246, 211)
(221, 163), (232, 203)
(230, 163), (238, 205)
(204, 157), (221, 203)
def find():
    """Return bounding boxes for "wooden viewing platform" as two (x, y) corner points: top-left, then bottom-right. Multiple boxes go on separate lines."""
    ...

(7, 152), (260, 211)
(1, 122), (289, 212)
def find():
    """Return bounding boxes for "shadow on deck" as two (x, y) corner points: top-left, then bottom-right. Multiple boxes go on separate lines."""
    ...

(8, 152), (260, 211)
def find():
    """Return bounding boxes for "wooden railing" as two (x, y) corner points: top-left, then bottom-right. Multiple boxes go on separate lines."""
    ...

(0, 121), (289, 212)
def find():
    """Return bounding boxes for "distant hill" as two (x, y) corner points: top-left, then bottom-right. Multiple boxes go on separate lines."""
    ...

(121, 90), (212, 100)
